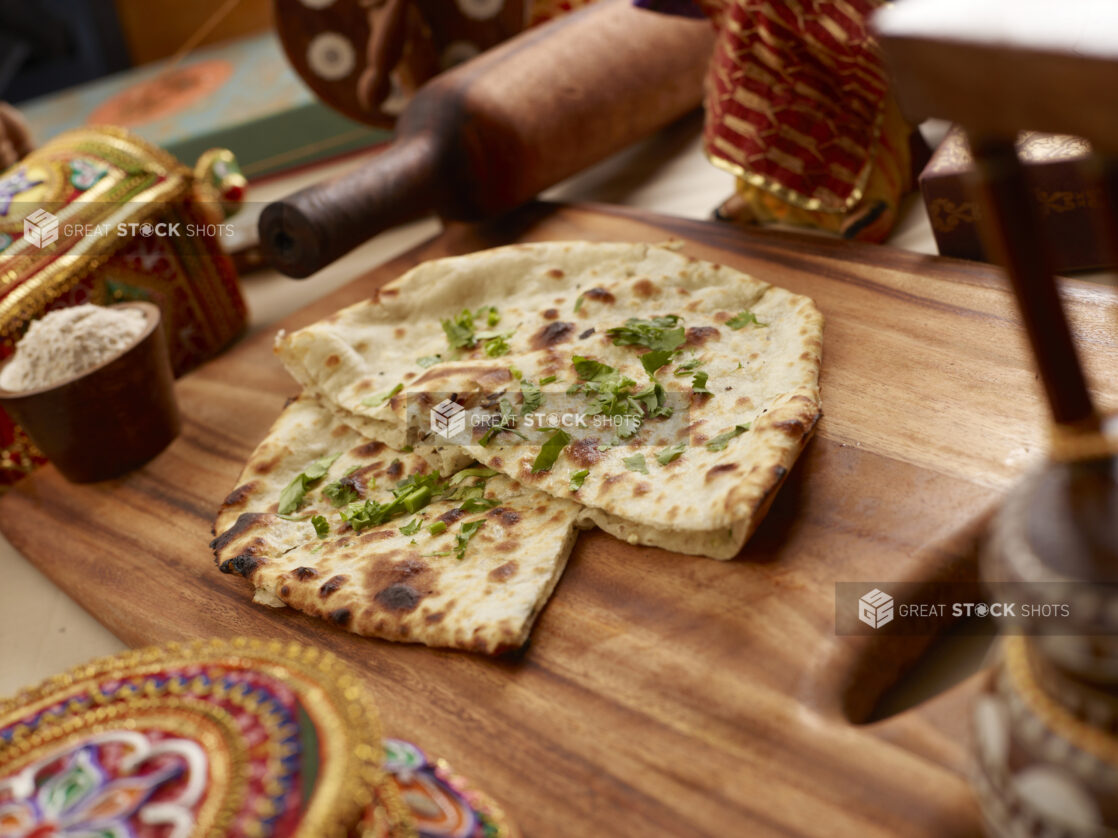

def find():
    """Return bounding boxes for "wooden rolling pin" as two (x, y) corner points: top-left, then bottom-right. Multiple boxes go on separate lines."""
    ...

(259, 0), (714, 277)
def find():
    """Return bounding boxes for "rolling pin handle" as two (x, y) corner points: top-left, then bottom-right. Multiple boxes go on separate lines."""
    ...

(259, 132), (442, 278)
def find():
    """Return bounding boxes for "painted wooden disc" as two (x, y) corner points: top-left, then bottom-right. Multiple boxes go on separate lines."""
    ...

(0, 638), (385, 838)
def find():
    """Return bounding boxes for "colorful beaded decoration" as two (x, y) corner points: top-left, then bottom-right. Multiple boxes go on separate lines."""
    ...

(0, 638), (386, 838)
(376, 739), (518, 838)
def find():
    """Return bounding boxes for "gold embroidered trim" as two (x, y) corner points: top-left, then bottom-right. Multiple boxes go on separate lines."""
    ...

(0, 636), (386, 838)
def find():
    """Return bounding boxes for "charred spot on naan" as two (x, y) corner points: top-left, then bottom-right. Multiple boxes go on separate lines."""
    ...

(437, 507), (467, 525)
(488, 560), (519, 582)
(487, 506), (520, 527)
(219, 552), (264, 577)
(684, 326), (720, 347)
(210, 511), (271, 553)
(319, 574), (348, 597)
(366, 556), (436, 614)
(705, 463), (739, 482)
(375, 584), (424, 612)
(530, 321), (575, 350)
(354, 440), (386, 457)
(222, 481), (258, 509)
(566, 437), (605, 468)
(251, 452), (285, 476)
(582, 287), (615, 305)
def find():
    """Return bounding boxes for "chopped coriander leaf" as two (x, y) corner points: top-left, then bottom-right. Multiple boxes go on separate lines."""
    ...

(540, 375), (557, 386)
(305, 454), (338, 481)
(705, 424), (751, 451)
(400, 517), (422, 536)
(338, 499), (381, 532)
(278, 453), (340, 514)
(441, 309), (477, 349)
(623, 453), (649, 474)
(460, 496), (498, 513)
(311, 515), (329, 538)
(428, 521), (448, 535)
(442, 306), (505, 351)
(726, 310), (766, 329)
(509, 366), (523, 379)
(393, 471), (449, 496)
(401, 485), (431, 512)
(570, 355), (667, 438)
(322, 475), (361, 507)
(417, 355), (442, 368)
(569, 469), (589, 491)
(640, 349), (674, 376)
(573, 293), (585, 313)
(453, 485), (485, 501)
(479, 398), (525, 446)
(691, 371), (711, 395)
(338, 471), (451, 532)
(425, 550), (453, 557)
(674, 357), (704, 376)
(449, 466), (498, 485)
(477, 305), (501, 328)
(455, 520), (486, 560)
(656, 443), (686, 465)
(482, 334), (511, 357)
(572, 355), (610, 380)
(401, 445), (414, 453)
(532, 429), (571, 473)
(606, 315), (686, 352)
(634, 380), (672, 420)
(520, 379), (543, 414)
(361, 382), (402, 407)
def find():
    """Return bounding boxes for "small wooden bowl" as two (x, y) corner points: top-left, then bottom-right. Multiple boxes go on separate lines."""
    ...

(0, 302), (181, 483)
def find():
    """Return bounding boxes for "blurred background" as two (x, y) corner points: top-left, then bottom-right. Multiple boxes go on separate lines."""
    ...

(0, 0), (271, 101)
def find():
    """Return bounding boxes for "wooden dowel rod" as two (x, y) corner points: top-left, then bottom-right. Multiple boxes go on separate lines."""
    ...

(970, 134), (1098, 429)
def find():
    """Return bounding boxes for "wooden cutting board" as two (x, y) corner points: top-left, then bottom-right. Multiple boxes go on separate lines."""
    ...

(3, 202), (1117, 837)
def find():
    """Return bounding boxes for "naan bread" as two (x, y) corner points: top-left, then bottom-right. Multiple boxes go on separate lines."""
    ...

(276, 242), (822, 559)
(212, 395), (582, 653)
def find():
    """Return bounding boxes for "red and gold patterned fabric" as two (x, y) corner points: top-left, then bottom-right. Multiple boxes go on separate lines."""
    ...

(698, 0), (888, 212)
(0, 127), (247, 484)
(640, 0), (918, 241)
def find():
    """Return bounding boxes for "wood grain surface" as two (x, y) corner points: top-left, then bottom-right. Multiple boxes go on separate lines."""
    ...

(4, 202), (1118, 837)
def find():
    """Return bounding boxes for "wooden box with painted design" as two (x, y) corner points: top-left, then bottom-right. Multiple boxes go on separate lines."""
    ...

(920, 125), (1114, 272)
(0, 126), (247, 483)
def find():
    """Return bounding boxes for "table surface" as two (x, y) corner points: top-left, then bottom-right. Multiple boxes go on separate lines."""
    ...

(0, 113), (960, 697)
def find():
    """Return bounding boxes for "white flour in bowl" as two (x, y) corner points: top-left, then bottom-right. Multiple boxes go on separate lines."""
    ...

(0, 304), (148, 392)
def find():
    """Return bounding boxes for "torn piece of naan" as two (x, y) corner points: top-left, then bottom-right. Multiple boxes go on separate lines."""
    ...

(212, 395), (582, 654)
(275, 242), (822, 559)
